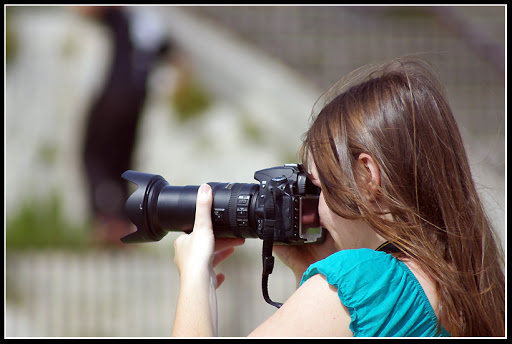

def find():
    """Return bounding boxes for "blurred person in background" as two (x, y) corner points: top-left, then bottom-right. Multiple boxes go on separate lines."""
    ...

(170, 56), (505, 337)
(74, 6), (180, 246)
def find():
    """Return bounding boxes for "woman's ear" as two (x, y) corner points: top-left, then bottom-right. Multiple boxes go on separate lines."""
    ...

(357, 153), (380, 201)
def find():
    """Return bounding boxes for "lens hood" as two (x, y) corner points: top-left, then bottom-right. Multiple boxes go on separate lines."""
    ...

(121, 170), (169, 243)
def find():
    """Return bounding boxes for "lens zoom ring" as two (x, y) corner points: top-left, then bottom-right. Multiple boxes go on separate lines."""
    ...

(228, 184), (243, 238)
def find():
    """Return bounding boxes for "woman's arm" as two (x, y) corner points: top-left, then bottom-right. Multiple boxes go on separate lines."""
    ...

(172, 265), (218, 336)
(171, 184), (244, 337)
(249, 273), (353, 337)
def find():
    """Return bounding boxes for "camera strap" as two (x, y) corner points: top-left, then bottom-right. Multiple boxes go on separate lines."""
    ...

(261, 180), (284, 308)
(376, 241), (402, 253)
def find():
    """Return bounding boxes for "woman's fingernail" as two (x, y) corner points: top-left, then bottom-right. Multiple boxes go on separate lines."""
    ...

(199, 183), (210, 194)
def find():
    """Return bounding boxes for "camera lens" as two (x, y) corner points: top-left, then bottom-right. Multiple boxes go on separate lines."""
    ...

(208, 183), (260, 239)
(121, 171), (260, 243)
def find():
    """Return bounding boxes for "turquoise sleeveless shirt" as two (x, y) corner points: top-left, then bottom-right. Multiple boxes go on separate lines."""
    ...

(299, 248), (450, 337)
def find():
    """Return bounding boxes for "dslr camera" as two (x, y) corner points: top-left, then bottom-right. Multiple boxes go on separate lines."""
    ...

(121, 163), (325, 307)
(121, 163), (324, 245)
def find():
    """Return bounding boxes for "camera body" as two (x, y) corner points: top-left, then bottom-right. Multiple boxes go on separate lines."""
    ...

(121, 164), (324, 245)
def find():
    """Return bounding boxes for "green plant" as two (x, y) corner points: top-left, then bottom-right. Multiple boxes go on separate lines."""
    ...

(6, 195), (92, 252)
(170, 72), (213, 123)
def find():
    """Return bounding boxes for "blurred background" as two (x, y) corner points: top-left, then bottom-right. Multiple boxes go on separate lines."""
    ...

(5, 5), (505, 337)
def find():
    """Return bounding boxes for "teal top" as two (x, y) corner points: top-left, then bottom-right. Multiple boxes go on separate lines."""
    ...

(299, 248), (450, 337)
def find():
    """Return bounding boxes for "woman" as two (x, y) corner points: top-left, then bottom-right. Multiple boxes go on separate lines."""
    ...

(171, 56), (505, 337)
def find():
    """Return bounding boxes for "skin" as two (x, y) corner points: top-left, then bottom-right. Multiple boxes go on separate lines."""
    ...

(171, 184), (245, 337)
(171, 154), (440, 337)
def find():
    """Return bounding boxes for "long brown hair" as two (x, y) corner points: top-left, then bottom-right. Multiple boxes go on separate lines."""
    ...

(300, 56), (505, 336)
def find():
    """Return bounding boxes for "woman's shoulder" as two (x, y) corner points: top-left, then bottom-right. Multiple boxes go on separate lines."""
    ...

(325, 247), (392, 263)
(300, 248), (408, 314)
(301, 248), (399, 284)
(301, 248), (447, 337)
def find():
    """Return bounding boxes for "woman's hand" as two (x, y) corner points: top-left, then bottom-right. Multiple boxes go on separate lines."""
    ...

(174, 184), (245, 285)
(172, 184), (245, 337)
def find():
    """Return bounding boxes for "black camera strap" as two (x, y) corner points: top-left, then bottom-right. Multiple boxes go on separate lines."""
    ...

(376, 241), (402, 253)
(261, 179), (284, 308)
